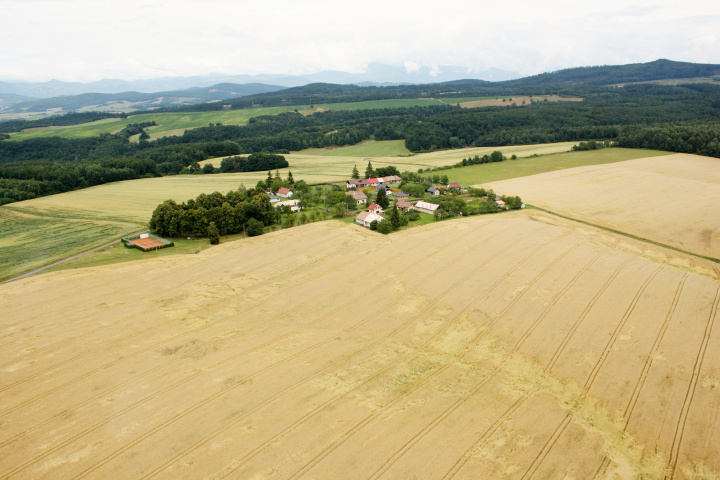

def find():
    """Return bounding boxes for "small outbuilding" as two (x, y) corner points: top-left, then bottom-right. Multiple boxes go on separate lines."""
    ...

(414, 200), (440, 214)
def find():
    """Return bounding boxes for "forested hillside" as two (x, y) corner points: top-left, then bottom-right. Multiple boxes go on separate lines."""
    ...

(2, 62), (720, 205)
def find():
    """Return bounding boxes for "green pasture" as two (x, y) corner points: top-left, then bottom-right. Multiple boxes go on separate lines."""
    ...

(445, 148), (672, 185)
(7, 97), (466, 141)
(7, 107), (300, 141)
(299, 140), (412, 157)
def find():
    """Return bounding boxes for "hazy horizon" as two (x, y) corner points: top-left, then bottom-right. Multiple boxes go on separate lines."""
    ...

(2, 0), (720, 83)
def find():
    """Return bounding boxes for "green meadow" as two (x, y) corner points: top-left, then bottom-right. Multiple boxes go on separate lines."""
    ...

(444, 148), (672, 185)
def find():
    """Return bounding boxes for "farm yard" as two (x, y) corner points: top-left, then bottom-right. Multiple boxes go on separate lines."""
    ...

(486, 153), (720, 260)
(1, 212), (719, 479)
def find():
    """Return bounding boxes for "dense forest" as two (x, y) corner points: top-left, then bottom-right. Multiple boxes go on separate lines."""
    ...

(2, 71), (720, 205)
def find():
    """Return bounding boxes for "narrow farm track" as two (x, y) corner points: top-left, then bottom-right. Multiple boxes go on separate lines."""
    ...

(2, 213), (720, 479)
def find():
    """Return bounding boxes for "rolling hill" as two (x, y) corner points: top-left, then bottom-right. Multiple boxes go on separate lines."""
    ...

(1, 83), (285, 115)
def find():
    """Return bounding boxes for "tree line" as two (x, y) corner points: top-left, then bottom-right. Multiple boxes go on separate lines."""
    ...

(149, 186), (276, 239)
(3, 82), (720, 205)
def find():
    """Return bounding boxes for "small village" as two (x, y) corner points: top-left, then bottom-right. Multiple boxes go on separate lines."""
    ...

(262, 167), (524, 234)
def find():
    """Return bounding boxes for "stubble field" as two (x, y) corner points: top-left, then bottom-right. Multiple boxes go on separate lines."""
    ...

(1, 212), (719, 479)
(486, 153), (720, 260)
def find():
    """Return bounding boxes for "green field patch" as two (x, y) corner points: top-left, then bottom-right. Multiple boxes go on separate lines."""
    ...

(0, 208), (141, 281)
(7, 99), (450, 141)
(445, 148), (671, 185)
(297, 140), (412, 157)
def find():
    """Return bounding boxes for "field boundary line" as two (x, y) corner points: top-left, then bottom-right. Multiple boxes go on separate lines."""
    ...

(530, 206), (720, 265)
(0, 228), (148, 284)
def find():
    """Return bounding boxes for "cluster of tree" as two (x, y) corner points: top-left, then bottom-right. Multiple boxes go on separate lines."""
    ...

(458, 151), (506, 166)
(357, 162), (401, 179)
(219, 153), (288, 173)
(369, 204), (414, 234)
(571, 140), (609, 151)
(117, 121), (157, 139)
(149, 187), (275, 239)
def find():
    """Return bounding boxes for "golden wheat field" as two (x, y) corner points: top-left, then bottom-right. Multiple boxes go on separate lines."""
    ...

(486, 153), (720, 260)
(2, 212), (719, 480)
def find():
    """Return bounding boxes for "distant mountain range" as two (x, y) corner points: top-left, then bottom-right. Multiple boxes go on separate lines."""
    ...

(1, 59), (718, 118)
(0, 63), (521, 99)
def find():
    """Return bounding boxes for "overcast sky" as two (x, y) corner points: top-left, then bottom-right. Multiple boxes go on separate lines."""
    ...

(2, 0), (719, 82)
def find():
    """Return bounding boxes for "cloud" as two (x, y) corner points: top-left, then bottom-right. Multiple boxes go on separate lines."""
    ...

(1, 0), (719, 81)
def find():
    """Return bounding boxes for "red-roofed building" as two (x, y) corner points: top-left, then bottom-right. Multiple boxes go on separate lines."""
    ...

(368, 203), (385, 214)
(277, 187), (293, 198)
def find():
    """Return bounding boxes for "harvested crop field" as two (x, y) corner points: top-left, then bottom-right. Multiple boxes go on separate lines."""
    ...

(2, 213), (719, 479)
(486, 153), (720, 260)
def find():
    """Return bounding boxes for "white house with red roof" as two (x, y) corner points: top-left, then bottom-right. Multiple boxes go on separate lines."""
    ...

(277, 187), (293, 198)
(368, 203), (385, 214)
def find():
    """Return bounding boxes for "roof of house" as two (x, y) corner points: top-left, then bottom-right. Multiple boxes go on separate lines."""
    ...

(347, 179), (367, 186)
(395, 191), (409, 197)
(427, 186), (439, 192)
(278, 187), (292, 195)
(274, 199), (300, 208)
(396, 201), (414, 209)
(415, 201), (440, 211)
(368, 203), (382, 210)
(346, 190), (367, 200)
(356, 211), (384, 223)
(448, 182), (461, 189)
(384, 175), (402, 182)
